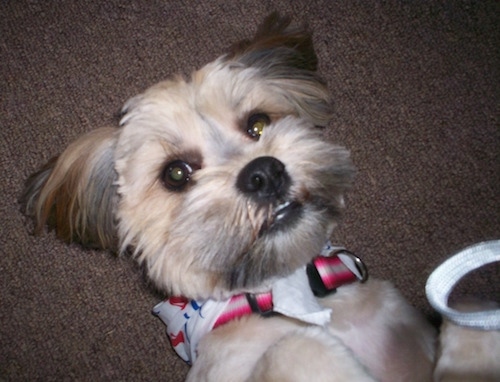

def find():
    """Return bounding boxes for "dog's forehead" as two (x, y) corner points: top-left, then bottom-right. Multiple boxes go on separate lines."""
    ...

(192, 60), (259, 114)
(117, 59), (288, 160)
(192, 60), (295, 122)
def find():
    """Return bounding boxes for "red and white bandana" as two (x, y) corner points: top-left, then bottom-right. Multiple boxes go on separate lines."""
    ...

(153, 242), (367, 364)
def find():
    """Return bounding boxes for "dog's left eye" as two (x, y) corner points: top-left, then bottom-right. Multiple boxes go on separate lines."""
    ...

(246, 113), (270, 140)
(161, 160), (194, 191)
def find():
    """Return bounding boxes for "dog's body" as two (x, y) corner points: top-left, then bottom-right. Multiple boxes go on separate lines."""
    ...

(189, 280), (435, 382)
(22, 14), (440, 381)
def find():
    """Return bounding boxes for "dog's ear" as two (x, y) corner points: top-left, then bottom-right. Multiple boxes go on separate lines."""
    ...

(21, 127), (119, 250)
(228, 12), (332, 126)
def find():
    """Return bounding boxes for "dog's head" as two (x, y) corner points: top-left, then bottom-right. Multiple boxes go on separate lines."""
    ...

(22, 14), (354, 299)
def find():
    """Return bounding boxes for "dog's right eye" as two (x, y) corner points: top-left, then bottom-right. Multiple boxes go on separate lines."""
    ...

(246, 113), (271, 140)
(161, 160), (194, 191)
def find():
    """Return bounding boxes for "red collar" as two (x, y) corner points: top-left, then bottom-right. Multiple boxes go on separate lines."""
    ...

(213, 249), (368, 328)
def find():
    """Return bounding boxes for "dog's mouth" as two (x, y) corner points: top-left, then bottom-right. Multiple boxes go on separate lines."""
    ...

(258, 199), (303, 236)
(275, 200), (302, 222)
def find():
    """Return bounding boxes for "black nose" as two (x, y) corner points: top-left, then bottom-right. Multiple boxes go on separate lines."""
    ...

(236, 156), (290, 202)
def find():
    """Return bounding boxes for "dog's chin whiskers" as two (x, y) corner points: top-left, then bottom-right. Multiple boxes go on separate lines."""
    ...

(246, 200), (265, 239)
(256, 205), (274, 238)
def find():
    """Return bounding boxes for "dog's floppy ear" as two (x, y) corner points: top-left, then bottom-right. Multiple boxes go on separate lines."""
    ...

(228, 12), (332, 126)
(21, 127), (119, 250)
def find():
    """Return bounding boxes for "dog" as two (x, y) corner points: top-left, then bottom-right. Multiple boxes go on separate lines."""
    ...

(22, 14), (437, 381)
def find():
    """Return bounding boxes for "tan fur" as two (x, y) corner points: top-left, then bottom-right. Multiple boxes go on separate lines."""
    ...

(434, 302), (500, 382)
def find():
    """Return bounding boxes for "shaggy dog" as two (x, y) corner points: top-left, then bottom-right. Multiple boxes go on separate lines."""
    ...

(22, 14), (437, 381)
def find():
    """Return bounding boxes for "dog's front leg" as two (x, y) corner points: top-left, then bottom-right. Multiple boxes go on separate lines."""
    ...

(187, 315), (298, 382)
(188, 315), (375, 382)
(322, 280), (436, 382)
(247, 325), (377, 382)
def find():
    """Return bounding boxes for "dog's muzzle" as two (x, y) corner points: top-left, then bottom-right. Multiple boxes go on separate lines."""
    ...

(237, 156), (302, 234)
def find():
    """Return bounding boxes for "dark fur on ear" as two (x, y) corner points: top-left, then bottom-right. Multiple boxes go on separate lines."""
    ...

(228, 12), (332, 126)
(20, 127), (119, 250)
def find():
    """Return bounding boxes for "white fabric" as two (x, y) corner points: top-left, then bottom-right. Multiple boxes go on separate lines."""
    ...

(272, 266), (332, 326)
(425, 240), (500, 330)
(153, 298), (230, 363)
(153, 243), (335, 364)
(320, 241), (344, 256)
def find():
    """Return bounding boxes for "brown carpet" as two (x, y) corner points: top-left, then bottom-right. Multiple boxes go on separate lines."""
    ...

(1, 1), (498, 380)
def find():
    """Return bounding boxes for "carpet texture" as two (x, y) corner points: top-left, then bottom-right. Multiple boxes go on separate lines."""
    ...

(1, 1), (498, 380)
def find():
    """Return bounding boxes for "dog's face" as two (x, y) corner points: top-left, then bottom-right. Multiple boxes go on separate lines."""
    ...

(22, 14), (354, 299)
